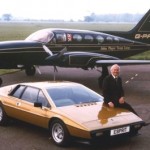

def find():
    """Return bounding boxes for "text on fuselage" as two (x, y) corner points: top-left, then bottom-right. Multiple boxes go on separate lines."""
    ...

(100, 46), (130, 51)
(135, 34), (150, 39)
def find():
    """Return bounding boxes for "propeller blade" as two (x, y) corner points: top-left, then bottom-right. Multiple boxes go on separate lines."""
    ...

(35, 66), (42, 75)
(43, 45), (53, 56)
(53, 66), (58, 81)
(54, 66), (58, 72)
(45, 47), (67, 62)
(57, 47), (67, 58)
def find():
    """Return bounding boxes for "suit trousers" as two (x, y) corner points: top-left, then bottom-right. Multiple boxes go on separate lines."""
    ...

(115, 102), (138, 116)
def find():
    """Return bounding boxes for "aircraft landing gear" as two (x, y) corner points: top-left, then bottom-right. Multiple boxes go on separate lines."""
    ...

(0, 77), (2, 86)
(98, 65), (109, 88)
(25, 66), (36, 76)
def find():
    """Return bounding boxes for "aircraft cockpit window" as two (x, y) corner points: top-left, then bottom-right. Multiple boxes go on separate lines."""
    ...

(96, 35), (104, 43)
(25, 30), (54, 43)
(106, 37), (113, 43)
(56, 33), (66, 43)
(84, 35), (94, 42)
(73, 34), (82, 42)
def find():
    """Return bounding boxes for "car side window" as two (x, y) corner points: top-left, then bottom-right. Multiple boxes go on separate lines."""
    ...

(21, 87), (39, 103)
(11, 85), (26, 98)
(38, 90), (50, 107)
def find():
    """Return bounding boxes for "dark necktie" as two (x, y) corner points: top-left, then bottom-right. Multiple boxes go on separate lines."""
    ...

(115, 77), (118, 84)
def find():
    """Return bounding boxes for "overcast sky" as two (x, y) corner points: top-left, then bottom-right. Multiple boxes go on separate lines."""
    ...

(0, 0), (149, 20)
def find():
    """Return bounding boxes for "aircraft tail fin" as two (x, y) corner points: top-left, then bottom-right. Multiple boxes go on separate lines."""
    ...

(129, 9), (150, 44)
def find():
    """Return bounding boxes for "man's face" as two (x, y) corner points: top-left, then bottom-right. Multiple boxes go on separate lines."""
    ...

(111, 66), (120, 77)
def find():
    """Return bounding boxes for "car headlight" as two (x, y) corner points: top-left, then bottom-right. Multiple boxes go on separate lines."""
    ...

(134, 124), (142, 129)
(95, 132), (103, 137)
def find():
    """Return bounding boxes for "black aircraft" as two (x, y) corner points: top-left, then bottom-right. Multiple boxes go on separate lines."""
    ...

(0, 10), (150, 86)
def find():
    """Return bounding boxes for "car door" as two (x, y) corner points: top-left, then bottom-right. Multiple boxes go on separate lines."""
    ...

(17, 86), (51, 128)
(6, 85), (51, 128)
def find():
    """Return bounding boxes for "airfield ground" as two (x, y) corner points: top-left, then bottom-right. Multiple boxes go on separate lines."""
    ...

(0, 65), (150, 150)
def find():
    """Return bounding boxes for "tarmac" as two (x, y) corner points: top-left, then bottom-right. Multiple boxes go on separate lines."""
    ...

(0, 65), (150, 150)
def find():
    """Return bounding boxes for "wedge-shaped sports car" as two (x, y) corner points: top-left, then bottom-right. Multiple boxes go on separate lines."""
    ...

(0, 81), (145, 146)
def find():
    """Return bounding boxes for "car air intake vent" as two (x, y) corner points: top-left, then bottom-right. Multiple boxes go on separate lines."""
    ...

(76, 102), (97, 107)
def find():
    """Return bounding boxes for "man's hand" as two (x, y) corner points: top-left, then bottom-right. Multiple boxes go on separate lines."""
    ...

(108, 102), (114, 108)
(119, 97), (125, 104)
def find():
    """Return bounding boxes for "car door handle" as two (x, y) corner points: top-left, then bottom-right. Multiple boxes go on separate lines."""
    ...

(16, 102), (21, 106)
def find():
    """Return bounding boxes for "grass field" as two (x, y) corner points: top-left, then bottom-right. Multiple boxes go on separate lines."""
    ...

(0, 22), (149, 75)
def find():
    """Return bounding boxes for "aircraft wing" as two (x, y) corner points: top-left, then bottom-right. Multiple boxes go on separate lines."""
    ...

(45, 49), (150, 68)
(96, 59), (150, 66)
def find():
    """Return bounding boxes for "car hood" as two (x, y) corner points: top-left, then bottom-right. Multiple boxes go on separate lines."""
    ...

(58, 102), (143, 130)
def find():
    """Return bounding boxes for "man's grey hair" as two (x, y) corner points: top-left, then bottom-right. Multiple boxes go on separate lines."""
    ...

(110, 64), (120, 72)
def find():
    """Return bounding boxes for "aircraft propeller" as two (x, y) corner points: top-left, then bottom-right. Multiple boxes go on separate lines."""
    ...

(43, 45), (67, 61)
(43, 45), (67, 80)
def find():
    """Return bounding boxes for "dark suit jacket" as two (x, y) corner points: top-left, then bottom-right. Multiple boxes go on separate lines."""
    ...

(102, 74), (124, 106)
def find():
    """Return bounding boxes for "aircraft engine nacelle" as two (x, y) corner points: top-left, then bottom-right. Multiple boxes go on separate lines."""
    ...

(45, 52), (118, 68)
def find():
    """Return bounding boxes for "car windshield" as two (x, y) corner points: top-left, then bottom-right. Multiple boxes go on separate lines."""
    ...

(46, 84), (103, 107)
(25, 29), (54, 43)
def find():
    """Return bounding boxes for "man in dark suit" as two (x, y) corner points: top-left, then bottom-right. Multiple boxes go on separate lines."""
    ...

(102, 64), (138, 115)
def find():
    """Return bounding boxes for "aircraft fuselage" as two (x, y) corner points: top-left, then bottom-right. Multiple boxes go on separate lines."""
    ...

(0, 29), (149, 69)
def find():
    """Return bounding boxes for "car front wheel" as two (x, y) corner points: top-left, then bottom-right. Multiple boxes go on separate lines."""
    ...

(0, 104), (8, 126)
(50, 119), (71, 146)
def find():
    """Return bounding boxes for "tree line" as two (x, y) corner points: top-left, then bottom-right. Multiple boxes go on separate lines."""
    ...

(84, 13), (143, 22)
(0, 13), (144, 22)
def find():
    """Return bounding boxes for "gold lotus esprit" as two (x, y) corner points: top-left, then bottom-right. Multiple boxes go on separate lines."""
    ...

(0, 81), (144, 146)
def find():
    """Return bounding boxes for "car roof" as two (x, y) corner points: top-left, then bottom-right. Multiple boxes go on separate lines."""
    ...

(19, 81), (80, 89)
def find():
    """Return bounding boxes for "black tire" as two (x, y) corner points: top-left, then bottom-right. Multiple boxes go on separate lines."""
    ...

(50, 119), (71, 147)
(130, 129), (138, 137)
(0, 78), (2, 87)
(0, 104), (8, 126)
(25, 66), (36, 76)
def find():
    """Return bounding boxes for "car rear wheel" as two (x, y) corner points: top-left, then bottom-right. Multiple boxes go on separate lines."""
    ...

(0, 104), (8, 126)
(50, 119), (71, 146)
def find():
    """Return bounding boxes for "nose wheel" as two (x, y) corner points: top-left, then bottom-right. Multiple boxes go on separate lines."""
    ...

(25, 66), (36, 76)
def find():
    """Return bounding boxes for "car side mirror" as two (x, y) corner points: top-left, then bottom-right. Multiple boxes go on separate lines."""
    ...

(34, 102), (42, 108)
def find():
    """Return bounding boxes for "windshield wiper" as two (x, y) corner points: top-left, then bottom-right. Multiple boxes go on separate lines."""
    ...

(78, 100), (98, 104)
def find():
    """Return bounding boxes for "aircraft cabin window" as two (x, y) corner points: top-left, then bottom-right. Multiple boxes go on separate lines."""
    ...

(106, 37), (113, 43)
(73, 34), (82, 42)
(96, 35), (104, 43)
(56, 33), (66, 42)
(114, 37), (120, 43)
(50, 37), (56, 44)
(84, 35), (94, 42)
(21, 87), (39, 103)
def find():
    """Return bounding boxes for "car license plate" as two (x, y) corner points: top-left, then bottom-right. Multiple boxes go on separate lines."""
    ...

(110, 126), (130, 136)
